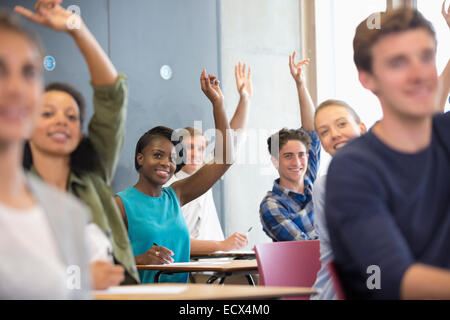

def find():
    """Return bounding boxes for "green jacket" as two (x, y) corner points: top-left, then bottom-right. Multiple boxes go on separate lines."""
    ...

(31, 74), (139, 284)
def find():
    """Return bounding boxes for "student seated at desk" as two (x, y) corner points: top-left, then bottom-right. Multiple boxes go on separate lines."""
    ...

(115, 70), (248, 284)
(325, 8), (450, 299)
(15, 0), (135, 288)
(0, 9), (90, 299)
(312, 2), (450, 300)
(310, 100), (367, 300)
(259, 52), (320, 242)
(165, 62), (253, 241)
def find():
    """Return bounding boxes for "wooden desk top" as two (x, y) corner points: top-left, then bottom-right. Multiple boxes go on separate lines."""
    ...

(137, 259), (257, 272)
(94, 283), (316, 300)
(191, 250), (255, 259)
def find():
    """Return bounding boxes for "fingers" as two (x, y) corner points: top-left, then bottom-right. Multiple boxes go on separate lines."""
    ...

(151, 245), (174, 264)
(91, 261), (125, 290)
(200, 69), (208, 92)
(14, 6), (44, 24)
(230, 232), (248, 248)
(296, 58), (310, 67)
(155, 245), (174, 257)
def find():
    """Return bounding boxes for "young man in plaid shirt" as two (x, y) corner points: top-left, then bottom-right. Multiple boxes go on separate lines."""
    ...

(259, 52), (321, 242)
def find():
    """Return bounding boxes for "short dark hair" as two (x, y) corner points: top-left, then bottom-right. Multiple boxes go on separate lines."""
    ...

(314, 99), (361, 128)
(45, 82), (87, 127)
(353, 8), (436, 73)
(134, 126), (185, 173)
(267, 128), (311, 158)
(0, 9), (45, 59)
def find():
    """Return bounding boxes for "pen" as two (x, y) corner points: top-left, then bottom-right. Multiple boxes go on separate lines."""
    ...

(247, 227), (253, 233)
(106, 246), (114, 264)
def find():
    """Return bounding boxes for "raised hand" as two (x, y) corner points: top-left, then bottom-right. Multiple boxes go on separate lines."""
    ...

(200, 69), (224, 105)
(220, 232), (248, 251)
(136, 245), (174, 265)
(14, 0), (83, 33)
(90, 260), (125, 290)
(289, 51), (310, 86)
(235, 62), (253, 99)
(443, 0), (450, 28)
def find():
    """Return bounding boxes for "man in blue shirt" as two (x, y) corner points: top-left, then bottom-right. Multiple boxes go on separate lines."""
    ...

(326, 8), (450, 299)
(259, 52), (320, 241)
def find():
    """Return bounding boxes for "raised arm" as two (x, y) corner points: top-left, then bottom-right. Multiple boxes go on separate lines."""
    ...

(16, 1), (127, 183)
(289, 51), (316, 131)
(438, 1), (450, 112)
(15, 0), (118, 85)
(171, 70), (233, 206)
(229, 62), (253, 130)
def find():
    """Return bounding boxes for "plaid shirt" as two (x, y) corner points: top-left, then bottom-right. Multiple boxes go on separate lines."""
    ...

(259, 130), (320, 241)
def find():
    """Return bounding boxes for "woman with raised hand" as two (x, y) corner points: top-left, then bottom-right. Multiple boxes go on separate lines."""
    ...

(0, 9), (91, 299)
(15, 0), (137, 287)
(115, 70), (248, 284)
(164, 61), (253, 242)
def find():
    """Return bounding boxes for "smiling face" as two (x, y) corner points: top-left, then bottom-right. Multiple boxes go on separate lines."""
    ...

(359, 29), (438, 121)
(136, 136), (177, 186)
(272, 139), (309, 185)
(29, 90), (82, 157)
(0, 30), (43, 145)
(315, 105), (366, 156)
(182, 134), (206, 174)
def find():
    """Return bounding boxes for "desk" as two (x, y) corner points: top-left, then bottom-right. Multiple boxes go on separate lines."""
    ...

(190, 250), (255, 260)
(137, 259), (258, 285)
(94, 283), (316, 300)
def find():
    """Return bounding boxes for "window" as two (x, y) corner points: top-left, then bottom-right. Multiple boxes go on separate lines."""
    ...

(315, 0), (387, 174)
(417, 0), (450, 112)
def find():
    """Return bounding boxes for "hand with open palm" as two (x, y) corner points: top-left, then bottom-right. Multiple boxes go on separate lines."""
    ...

(200, 69), (224, 105)
(14, 0), (83, 34)
(289, 51), (310, 87)
(235, 62), (253, 100)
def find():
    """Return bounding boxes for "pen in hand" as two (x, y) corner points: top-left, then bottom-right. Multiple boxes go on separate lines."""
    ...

(152, 242), (174, 264)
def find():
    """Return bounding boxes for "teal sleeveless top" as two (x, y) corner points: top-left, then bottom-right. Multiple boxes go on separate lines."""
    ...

(117, 186), (190, 283)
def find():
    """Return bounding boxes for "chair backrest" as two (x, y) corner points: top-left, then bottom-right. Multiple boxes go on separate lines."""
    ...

(327, 261), (346, 300)
(254, 240), (321, 287)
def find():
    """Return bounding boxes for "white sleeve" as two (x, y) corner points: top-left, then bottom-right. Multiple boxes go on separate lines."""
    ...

(85, 223), (114, 264)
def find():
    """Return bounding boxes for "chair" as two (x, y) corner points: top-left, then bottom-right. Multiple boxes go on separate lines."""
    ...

(254, 240), (321, 299)
(327, 261), (346, 300)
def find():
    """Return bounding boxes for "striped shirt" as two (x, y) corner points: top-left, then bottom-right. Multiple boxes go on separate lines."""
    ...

(259, 130), (320, 241)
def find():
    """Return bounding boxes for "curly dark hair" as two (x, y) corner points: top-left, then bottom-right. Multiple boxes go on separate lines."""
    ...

(134, 126), (185, 174)
(267, 128), (311, 158)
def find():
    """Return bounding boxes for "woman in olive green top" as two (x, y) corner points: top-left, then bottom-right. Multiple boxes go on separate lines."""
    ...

(16, 1), (139, 286)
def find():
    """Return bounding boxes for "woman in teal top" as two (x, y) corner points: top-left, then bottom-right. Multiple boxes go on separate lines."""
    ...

(117, 186), (190, 283)
(115, 71), (249, 283)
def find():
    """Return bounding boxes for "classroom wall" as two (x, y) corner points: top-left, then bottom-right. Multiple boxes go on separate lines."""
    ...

(220, 0), (304, 246)
(2, 0), (225, 221)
